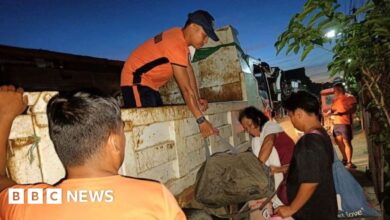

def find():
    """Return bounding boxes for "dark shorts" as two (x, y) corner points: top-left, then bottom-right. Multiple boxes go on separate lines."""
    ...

(121, 85), (163, 108)
(333, 124), (353, 141)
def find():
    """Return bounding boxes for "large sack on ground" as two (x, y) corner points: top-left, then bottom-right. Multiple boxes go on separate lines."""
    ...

(195, 151), (273, 208)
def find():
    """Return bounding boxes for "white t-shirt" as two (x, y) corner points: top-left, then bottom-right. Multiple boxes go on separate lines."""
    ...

(251, 121), (284, 161)
(251, 121), (285, 206)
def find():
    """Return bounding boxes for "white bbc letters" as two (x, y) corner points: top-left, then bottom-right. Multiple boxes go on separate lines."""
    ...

(27, 188), (43, 204)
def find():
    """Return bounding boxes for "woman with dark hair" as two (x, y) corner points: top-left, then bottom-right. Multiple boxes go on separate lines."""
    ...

(239, 106), (295, 207)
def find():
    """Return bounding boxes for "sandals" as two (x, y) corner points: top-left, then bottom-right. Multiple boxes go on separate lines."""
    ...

(345, 162), (357, 169)
(341, 159), (356, 169)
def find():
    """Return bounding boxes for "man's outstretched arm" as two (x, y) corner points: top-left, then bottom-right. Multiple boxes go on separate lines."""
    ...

(0, 85), (28, 192)
(186, 64), (208, 112)
(172, 64), (218, 138)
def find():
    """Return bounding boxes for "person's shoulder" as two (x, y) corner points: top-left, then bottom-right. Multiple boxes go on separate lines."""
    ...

(302, 130), (326, 140)
(265, 120), (278, 127)
(163, 27), (184, 38)
(2, 183), (52, 192)
(115, 176), (173, 203)
(345, 93), (357, 102)
(297, 132), (326, 147)
(161, 27), (188, 56)
(263, 121), (283, 133)
(117, 176), (163, 190)
(165, 27), (182, 33)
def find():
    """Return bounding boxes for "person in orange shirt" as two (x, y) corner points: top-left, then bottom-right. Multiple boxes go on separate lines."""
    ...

(0, 85), (186, 220)
(121, 10), (219, 138)
(329, 83), (357, 169)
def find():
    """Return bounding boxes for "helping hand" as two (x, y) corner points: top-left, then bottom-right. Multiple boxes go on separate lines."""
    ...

(0, 85), (28, 120)
(274, 205), (295, 218)
(199, 120), (219, 138)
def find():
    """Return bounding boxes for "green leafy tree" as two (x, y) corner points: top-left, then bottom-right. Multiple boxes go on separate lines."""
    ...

(275, 0), (390, 212)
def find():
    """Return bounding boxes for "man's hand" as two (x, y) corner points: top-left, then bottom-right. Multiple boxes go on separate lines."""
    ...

(270, 164), (289, 175)
(275, 183), (318, 218)
(275, 205), (296, 218)
(199, 120), (219, 138)
(0, 85), (28, 121)
(198, 99), (208, 112)
(0, 85), (27, 192)
(323, 110), (332, 117)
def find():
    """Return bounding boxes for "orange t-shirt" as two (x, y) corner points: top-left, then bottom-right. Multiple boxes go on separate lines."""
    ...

(331, 94), (357, 124)
(120, 27), (189, 91)
(0, 175), (186, 220)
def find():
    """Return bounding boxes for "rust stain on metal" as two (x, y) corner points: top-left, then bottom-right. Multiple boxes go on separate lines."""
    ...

(8, 137), (36, 148)
(167, 142), (174, 149)
(43, 93), (54, 103)
(123, 121), (133, 132)
(200, 81), (242, 102)
(31, 114), (48, 128)
(160, 92), (184, 105)
(200, 61), (240, 84)
(136, 138), (143, 146)
(198, 47), (241, 89)
(145, 106), (188, 121)
(176, 185), (195, 207)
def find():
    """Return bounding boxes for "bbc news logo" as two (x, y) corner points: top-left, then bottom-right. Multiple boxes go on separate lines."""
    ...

(8, 188), (114, 204)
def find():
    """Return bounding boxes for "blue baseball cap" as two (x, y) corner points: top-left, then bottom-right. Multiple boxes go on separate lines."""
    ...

(188, 10), (219, 41)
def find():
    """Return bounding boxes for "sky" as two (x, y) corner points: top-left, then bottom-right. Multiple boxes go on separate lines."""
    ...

(0, 0), (350, 82)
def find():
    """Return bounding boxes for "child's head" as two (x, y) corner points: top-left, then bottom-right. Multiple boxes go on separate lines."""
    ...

(238, 106), (269, 137)
(283, 91), (320, 131)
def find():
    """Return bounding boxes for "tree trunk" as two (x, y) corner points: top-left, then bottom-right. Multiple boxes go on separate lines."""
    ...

(361, 69), (390, 126)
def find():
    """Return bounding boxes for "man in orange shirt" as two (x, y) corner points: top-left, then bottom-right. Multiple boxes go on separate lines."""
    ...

(121, 10), (219, 138)
(329, 83), (357, 169)
(0, 85), (186, 220)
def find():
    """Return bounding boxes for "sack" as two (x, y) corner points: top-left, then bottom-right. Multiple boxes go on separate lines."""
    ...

(332, 153), (380, 218)
(195, 151), (273, 208)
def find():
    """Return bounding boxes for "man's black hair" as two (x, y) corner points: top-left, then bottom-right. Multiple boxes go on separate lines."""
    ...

(283, 91), (320, 116)
(333, 83), (345, 92)
(47, 91), (122, 167)
(238, 106), (269, 129)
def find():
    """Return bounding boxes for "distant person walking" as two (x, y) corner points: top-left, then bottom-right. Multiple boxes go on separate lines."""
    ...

(120, 10), (219, 138)
(328, 83), (357, 169)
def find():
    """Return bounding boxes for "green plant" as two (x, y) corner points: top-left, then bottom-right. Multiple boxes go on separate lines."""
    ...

(26, 135), (40, 165)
